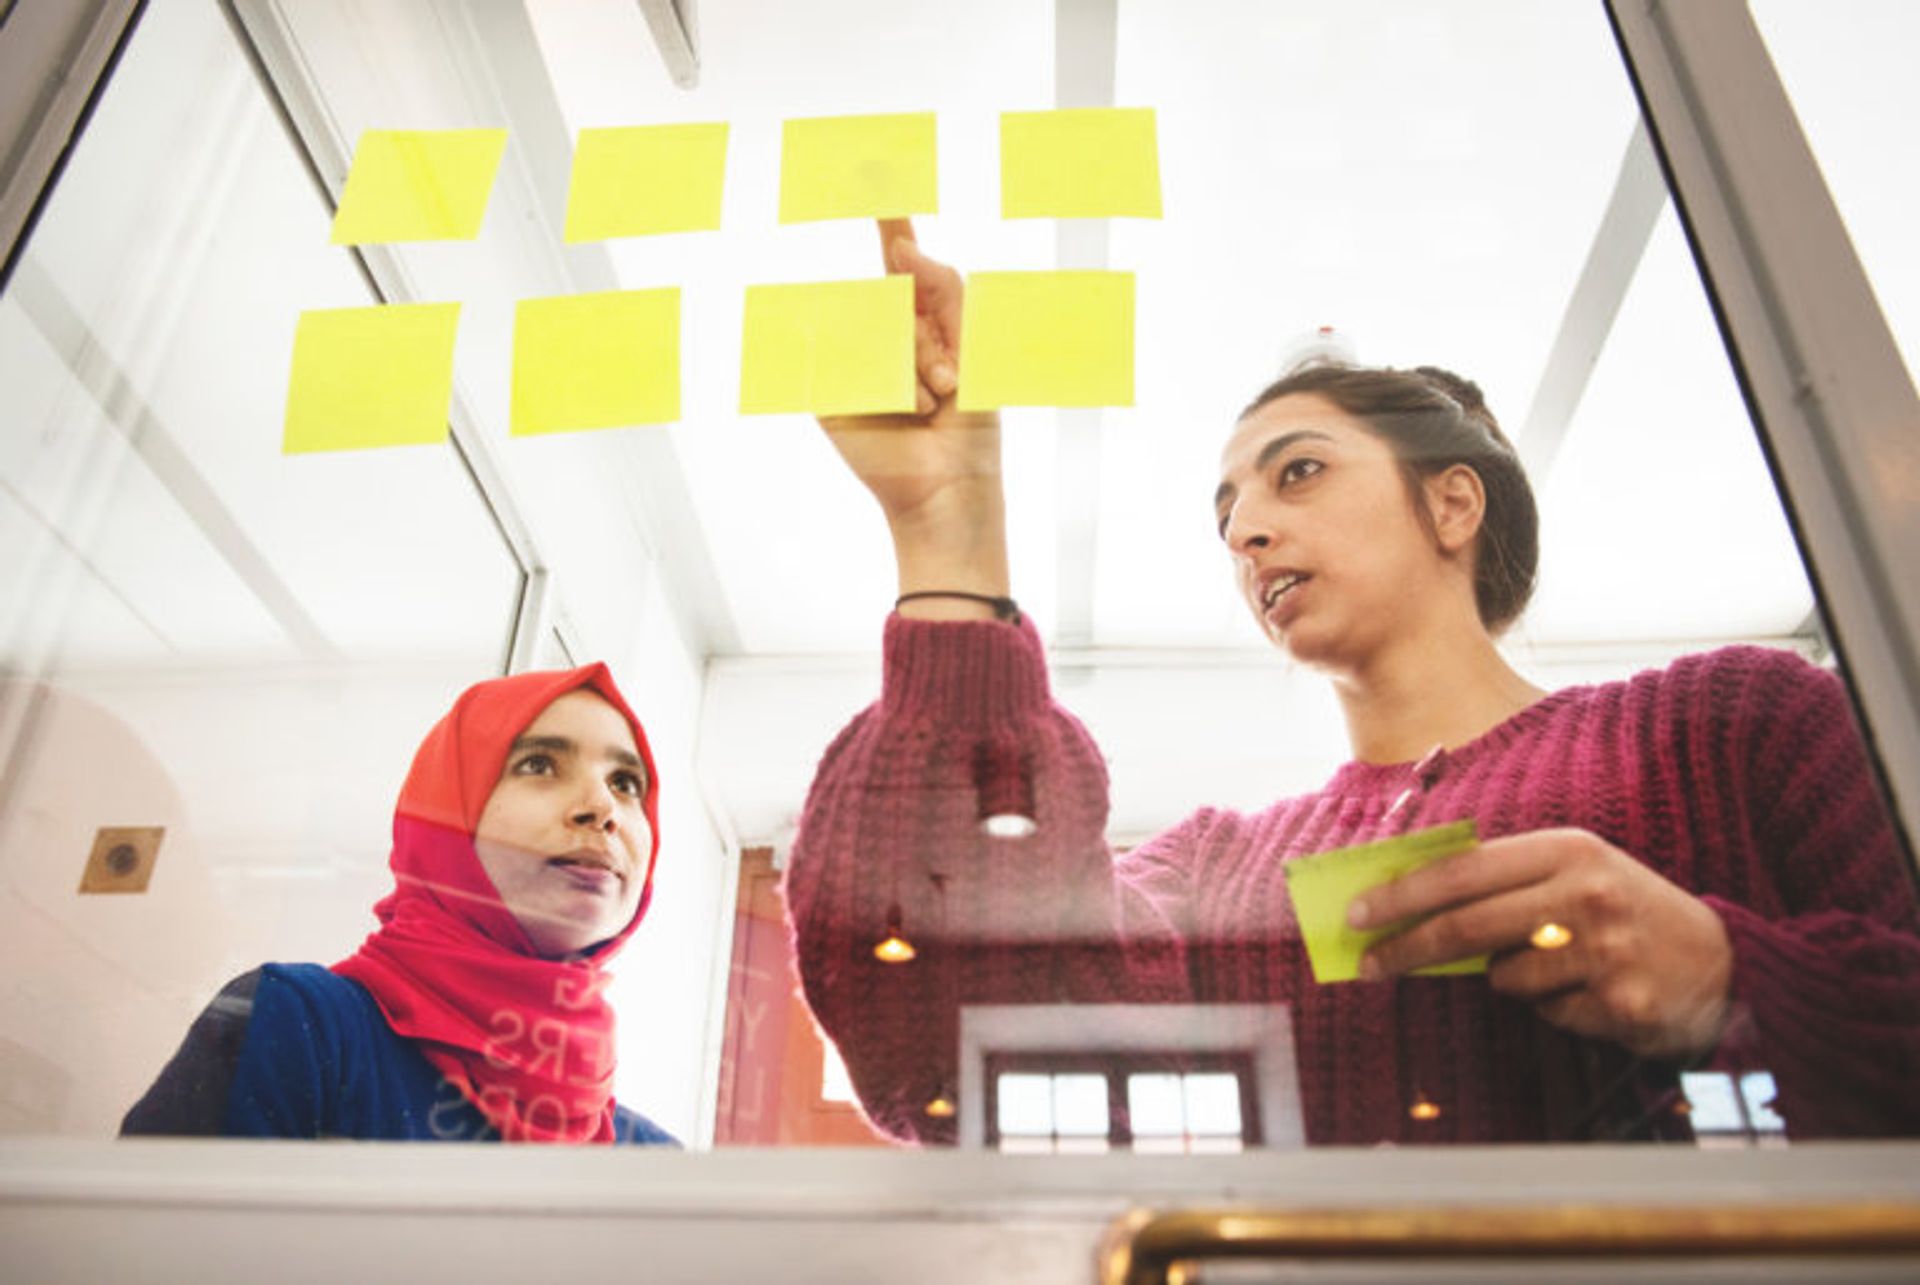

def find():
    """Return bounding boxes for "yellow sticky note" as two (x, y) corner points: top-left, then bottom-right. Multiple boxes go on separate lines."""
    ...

(740, 277), (914, 416)
(957, 270), (1134, 410)
(1001, 108), (1162, 219)
(511, 289), (680, 437)
(779, 112), (937, 223)
(283, 303), (460, 454)
(1283, 820), (1487, 984)
(330, 129), (507, 244)
(563, 123), (729, 242)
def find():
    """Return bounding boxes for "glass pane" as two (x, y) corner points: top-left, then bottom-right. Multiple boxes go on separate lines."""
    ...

(995, 1074), (1053, 1138)
(819, 1044), (856, 1105)
(13, 0), (1904, 1167)
(1127, 1073), (1185, 1137)
(1050, 1074), (1110, 1138)
(1182, 1074), (1242, 1138)
(1680, 1073), (1746, 1135)
(1740, 1072), (1786, 1135)
(1751, 0), (1920, 387)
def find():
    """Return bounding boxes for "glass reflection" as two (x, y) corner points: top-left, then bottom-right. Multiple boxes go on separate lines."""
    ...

(0, 0), (1912, 1159)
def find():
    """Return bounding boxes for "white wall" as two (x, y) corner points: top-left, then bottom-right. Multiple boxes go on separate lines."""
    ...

(600, 560), (732, 1144)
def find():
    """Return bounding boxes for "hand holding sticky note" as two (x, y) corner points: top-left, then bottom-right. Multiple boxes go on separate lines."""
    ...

(1283, 820), (1487, 984)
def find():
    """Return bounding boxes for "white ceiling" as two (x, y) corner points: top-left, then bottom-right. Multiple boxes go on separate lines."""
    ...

(523, 0), (1850, 659)
(12, 0), (1919, 677)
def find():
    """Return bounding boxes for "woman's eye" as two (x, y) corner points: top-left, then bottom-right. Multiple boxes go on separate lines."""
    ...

(513, 753), (555, 776)
(1277, 457), (1323, 486)
(611, 771), (645, 797)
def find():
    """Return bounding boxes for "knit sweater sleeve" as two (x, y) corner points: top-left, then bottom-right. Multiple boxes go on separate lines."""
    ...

(1700, 649), (1920, 1137)
(783, 614), (1190, 1144)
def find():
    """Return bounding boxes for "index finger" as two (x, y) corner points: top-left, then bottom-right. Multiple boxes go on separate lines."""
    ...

(876, 218), (917, 272)
(1347, 835), (1557, 931)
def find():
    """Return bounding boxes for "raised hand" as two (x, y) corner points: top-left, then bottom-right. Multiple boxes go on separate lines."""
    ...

(818, 219), (1010, 617)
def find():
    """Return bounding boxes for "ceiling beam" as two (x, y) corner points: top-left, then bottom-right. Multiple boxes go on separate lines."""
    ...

(634, 0), (699, 90)
(1050, 0), (1119, 649)
(1517, 122), (1666, 483)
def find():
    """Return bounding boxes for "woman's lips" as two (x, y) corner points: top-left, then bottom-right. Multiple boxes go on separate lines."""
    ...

(1262, 575), (1311, 629)
(549, 858), (620, 894)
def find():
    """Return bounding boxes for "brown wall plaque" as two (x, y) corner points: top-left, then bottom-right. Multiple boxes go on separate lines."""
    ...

(78, 825), (164, 893)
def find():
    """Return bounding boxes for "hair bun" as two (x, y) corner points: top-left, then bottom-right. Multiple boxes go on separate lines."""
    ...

(1412, 365), (1509, 446)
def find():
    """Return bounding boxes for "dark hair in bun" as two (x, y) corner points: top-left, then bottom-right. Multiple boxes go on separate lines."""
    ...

(1239, 363), (1539, 632)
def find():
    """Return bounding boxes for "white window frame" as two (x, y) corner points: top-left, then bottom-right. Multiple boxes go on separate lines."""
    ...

(1607, 0), (1920, 854)
(958, 1003), (1304, 1150)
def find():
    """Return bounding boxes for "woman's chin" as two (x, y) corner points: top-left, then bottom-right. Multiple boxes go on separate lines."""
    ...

(1268, 624), (1344, 674)
(521, 912), (627, 960)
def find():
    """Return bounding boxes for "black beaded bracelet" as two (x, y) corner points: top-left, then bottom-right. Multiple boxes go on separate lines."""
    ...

(895, 591), (1021, 623)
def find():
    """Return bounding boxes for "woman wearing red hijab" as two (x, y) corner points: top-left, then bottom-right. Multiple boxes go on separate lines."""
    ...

(123, 664), (675, 1144)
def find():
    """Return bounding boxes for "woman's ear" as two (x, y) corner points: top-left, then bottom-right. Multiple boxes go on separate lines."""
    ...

(1423, 464), (1486, 555)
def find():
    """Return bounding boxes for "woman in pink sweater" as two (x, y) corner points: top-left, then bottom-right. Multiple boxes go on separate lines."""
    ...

(784, 221), (1920, 1146)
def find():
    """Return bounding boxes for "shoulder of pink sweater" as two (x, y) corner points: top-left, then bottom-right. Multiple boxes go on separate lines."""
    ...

(1619, 642), (1844, 734)
(878, 610), (1055, 727)
(1645, 642), (1832, 693)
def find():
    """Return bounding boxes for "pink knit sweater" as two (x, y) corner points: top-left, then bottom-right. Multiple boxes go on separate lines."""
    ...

(785, 614), (1920, 1145)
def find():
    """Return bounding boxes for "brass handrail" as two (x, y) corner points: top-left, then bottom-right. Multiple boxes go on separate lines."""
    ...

(1097, 1202), (1920, 1285)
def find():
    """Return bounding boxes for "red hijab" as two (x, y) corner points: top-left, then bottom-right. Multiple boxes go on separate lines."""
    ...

(334, 663), (660, 1143)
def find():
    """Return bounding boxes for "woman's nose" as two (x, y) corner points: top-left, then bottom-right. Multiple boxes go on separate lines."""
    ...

(1223, 500), (1274, 555)
(569, 781), (618, 831)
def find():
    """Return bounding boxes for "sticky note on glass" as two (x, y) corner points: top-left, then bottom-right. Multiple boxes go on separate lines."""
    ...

(1001, 108), (1162, 219)
(779, 112), (937, 223)
(957, 270), (1134, 410)
(511, 289), (680, 437)
(740, 277), (915, 416)
(330, 129), (507, 244)
(563, 123), (728, 241)
(283, 303), (460, 454)
(1283, 820), (1486, 984)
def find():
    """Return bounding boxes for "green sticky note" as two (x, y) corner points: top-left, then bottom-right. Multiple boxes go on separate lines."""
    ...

(779, 112), (937, 223)
(739, 276), (915, 416)
(563, 123), (729, 242)
(957, 270), (1134, 410)
(1001, 107), (1162, 219)
(511, 289), (680, 437)
(1283, 820), (1486, 984)
(330, 129), (507, 244)
(283, 303), (459, 454)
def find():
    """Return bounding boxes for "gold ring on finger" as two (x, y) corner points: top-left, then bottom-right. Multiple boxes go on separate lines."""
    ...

(1529, 921), (1575, 951)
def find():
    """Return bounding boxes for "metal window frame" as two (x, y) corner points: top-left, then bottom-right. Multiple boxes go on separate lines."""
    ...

(0, 0), (143, 291)
(1607, 0), (1920, 858)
